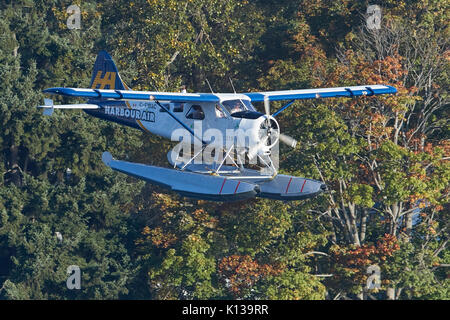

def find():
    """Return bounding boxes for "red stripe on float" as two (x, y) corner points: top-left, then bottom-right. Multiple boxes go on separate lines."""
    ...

(300, 180), (307, 193)
(234, 181), (241, 194)
(219, 179), (227, 194)
(285, 177), (293, 193)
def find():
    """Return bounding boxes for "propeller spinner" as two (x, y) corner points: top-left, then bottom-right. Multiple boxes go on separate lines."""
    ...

(247, 97), (297, 160)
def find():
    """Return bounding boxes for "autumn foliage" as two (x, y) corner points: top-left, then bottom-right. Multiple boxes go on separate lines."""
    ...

(0, 0), (447, 300)
(328, 234), (400, 290)
(218, 255), (281, 297)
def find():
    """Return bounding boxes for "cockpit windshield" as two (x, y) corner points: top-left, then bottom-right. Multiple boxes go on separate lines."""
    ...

(221, 99), (253, 114)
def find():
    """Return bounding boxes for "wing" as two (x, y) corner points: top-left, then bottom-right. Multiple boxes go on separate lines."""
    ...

(43, 84), (396, 103)
(43, 87), (220, 103)
(244, 84), (397, 102)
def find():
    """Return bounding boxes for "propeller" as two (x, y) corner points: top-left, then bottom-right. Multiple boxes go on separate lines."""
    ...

(279, 133), (297, 148)
(264, 96), (297, 148)
(247, 97), (297, 160)
(264, 96), (271, 119)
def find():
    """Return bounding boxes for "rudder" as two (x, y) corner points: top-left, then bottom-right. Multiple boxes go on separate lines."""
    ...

(90, 51), (129, 90)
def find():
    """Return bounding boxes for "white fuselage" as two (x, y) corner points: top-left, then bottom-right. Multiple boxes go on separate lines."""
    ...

(106, 95), (271, 156)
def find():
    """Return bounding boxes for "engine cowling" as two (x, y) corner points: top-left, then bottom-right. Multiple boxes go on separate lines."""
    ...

(237, 115), (280, 159)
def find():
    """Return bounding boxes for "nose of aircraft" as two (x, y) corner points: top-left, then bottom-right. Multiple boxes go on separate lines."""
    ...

(236, 116), (271, 157)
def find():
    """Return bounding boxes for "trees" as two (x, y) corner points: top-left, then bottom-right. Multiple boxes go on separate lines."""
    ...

(272, 6), (449, 299)
(0, 1), (447, 300)
(0, 1), (144, 299)
(100, 0), (267, 92)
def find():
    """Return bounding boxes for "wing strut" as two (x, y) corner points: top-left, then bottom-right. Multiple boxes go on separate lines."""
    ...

(272, 99), (295, 117)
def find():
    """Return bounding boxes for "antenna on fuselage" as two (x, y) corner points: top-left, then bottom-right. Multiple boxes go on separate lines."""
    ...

(229, 77), (237, 95)
(205, 78), (214, 94)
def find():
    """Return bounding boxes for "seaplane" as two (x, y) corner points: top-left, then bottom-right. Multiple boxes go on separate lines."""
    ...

(39, 51), (397, 201)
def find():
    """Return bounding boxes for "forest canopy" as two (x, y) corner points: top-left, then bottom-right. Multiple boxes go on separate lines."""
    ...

(0, 0), (448, 300)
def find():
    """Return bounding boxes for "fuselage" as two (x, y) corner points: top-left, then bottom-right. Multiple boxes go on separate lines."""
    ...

(84, 94), (272, 155)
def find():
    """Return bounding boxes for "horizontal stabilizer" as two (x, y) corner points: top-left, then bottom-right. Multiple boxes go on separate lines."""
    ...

(38, 104), (100, 109)
(38, 98), (99, 116)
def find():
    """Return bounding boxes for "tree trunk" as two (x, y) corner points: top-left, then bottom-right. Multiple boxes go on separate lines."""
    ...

(386, 287), (395, 300)
(6, 145), (22, 187)
(360, 209), (368, 244)
(9, 145), (18, 170)
(356, 288), (365, 300)
(406, 211), (413, 238)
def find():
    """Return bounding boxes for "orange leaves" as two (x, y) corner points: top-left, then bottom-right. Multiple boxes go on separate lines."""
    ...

(376, 234), (400, 258)
(361, 111), (393, 140)
(437, 140), (450, 162)
(409, 194), (424, 205)
(329, 234), (400, 285)
(192, 208), (218, 229)
(328, 50), (408, 93)
(136, 226), (177, 249)
(406, 130), (426, 153)
(292, 22), (314, 53)
(423, 142), (435, 155)
(300, 45), (328, 87)
(320, 49), (427, 154)
(218, 255), (281, 297)
(372, 53), (408, 85)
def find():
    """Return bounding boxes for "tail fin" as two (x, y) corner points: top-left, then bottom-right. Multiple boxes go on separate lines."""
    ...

(89, 51), (130, 90)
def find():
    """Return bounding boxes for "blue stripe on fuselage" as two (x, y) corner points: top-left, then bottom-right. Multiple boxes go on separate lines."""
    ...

(83, 100), (153, 131)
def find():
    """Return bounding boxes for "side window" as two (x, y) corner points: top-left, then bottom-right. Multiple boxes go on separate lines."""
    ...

(159, 103), (170, 112)
(173, 102), (184, 112)
(215, 104), (226, 118)
(185, 105), (205, 120)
